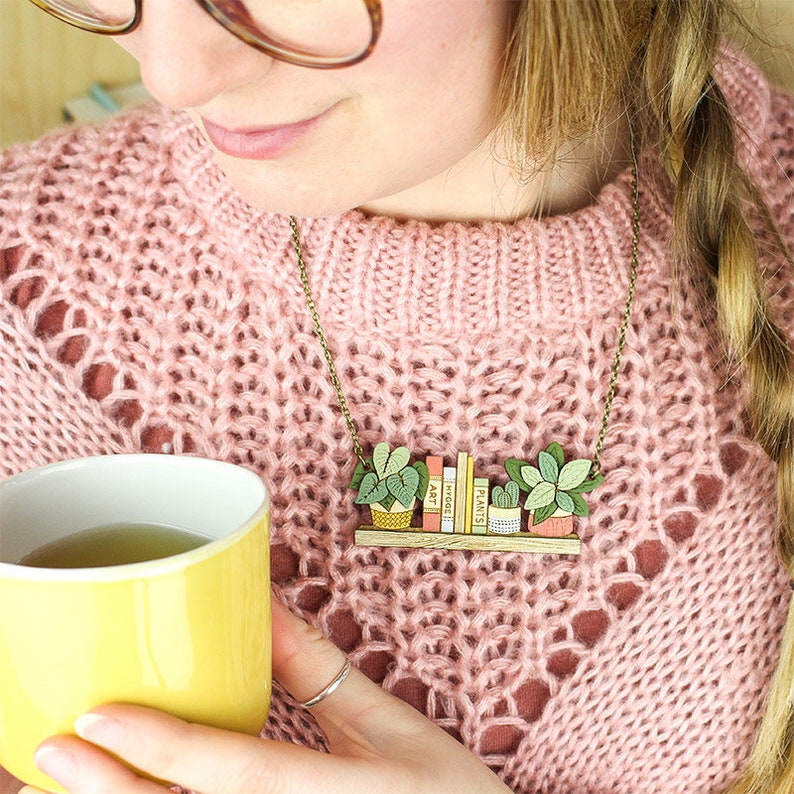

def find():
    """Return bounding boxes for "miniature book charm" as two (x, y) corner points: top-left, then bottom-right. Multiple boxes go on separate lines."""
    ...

(350, 442), (603, 554)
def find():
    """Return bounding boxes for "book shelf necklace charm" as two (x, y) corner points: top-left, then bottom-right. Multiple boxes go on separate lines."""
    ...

(288, 132), (640, 554)
(347, 441), (604, 554)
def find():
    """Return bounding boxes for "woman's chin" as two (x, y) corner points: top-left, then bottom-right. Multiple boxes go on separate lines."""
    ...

(218, 161), (361, 219)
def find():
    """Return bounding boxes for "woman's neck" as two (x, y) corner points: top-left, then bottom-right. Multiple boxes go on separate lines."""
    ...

(358, 109), (632, 224)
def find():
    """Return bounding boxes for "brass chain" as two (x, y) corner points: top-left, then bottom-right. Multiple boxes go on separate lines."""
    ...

(590, 127), (640, 478)
(289, 216), (369, 467)
(289, 127), (640, 481)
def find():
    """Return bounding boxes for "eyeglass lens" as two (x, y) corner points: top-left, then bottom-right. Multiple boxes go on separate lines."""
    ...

(36, 0), (375, 61)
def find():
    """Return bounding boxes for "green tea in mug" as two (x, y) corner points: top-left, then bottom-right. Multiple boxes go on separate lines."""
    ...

(18, 522), (210, 568)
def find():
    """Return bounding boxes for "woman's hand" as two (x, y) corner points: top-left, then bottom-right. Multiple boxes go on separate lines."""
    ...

(22, 600), (511, 794)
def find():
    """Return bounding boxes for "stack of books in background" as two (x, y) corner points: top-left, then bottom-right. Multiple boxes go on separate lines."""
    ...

(62, 81), (151, 124)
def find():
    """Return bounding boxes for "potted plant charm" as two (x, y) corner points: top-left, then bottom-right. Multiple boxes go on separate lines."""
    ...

(505, 442), (604, 538)
(487, 481), (522, 535)
(349, 442), (429, 530)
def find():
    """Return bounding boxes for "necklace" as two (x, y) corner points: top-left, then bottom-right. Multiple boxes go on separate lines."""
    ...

(288, 140), (640, 555)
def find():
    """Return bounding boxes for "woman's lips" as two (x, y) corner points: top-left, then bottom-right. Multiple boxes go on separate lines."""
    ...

(200, 109), (330, 160)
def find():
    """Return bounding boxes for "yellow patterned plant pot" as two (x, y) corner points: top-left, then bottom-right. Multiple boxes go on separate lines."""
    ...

(370, 498), (416, 530)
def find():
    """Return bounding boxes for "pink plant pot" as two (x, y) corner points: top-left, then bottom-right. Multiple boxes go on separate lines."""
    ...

(528, 513), (574, 537)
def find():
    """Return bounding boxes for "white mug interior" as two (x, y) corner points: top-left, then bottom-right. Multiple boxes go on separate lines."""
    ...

(0, 455), (269, 570)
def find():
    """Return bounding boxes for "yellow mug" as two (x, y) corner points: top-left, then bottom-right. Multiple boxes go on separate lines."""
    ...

(0, 454), (271, 792)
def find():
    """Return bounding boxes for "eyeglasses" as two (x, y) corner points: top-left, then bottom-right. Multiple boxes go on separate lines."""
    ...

(26, 0), (383, 68)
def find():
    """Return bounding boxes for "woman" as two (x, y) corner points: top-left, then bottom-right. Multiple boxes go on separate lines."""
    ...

(1, 1), (792, 792)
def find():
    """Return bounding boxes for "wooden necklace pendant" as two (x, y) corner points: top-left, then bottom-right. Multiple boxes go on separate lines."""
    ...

(350, 442), (603, 554)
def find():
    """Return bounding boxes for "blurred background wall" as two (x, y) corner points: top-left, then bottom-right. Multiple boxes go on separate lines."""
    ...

(0, 0), (792, 149)
(1, 1), (139, 148)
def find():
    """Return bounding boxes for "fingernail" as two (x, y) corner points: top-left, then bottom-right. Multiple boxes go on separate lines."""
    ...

(34, 746), (77, 789)
(74, 713), (126, 749)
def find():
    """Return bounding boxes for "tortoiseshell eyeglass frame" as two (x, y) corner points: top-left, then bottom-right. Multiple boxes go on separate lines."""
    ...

(26, 0), (383, 69)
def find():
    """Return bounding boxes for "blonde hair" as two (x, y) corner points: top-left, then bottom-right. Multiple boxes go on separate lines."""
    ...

(499, 2), (794, 792)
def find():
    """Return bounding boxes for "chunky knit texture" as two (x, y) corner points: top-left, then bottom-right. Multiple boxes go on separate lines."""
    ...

(1, 52), (793, 793)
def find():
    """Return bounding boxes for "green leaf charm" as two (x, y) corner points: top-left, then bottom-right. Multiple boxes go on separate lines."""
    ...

(505, 458), (532, 491)
(372, 443), (410, 479)
(570, 474), (605, 494)
(387, 467), (419, 508)
(412, 461), (430, 501)
(525, 481), (556, 510)
(532, 501), (558, 525)
(355, 472), (390, 505)
(378, 494), (397, 511)
(557, 459), (592, 491)
(349, 459), (371, 491)
(555, 490), (576, 513)
(520, 465), (543, 489)
(546, 442), (565, 469)
(570, 492), (589, 517)
(538, 451), (559, 483)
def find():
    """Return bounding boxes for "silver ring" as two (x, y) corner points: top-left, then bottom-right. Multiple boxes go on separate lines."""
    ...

(300, 660), (352, 709)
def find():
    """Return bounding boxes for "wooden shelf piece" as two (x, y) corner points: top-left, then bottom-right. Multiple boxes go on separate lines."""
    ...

(354, 528), (581, 554)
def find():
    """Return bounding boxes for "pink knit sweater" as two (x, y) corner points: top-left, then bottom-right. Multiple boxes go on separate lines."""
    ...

(1, 52), (793, 793)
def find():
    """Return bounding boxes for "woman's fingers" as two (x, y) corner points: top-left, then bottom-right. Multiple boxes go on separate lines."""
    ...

(29, 602), (458, 794)
(270, 597), (352, 710)
(32, 732), (164, 794)
(270, 599), (424, 751)
(268, 603), (508, 792)
(36, 707), (356, 794)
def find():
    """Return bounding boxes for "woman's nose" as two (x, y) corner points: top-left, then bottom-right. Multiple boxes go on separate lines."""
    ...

(120, 0), (275, 110)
